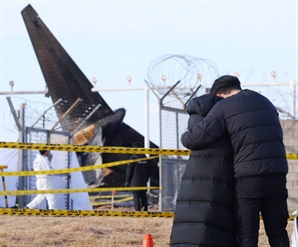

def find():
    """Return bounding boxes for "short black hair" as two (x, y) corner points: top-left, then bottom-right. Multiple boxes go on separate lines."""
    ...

(39, 150), (48, 155)
(210, 75), (242, 95)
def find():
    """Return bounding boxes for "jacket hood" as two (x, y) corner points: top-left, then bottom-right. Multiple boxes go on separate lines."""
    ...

(187, 94), (222, 117)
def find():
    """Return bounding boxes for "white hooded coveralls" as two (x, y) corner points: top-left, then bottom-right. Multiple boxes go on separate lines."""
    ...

(26, 153), (55, 209)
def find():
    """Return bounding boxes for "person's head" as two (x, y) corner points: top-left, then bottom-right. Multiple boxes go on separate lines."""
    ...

(39, 150), (49, 156)
(210, 75), (242, 98)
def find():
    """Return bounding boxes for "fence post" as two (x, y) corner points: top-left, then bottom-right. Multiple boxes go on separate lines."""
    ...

(0, 165), (9, 208)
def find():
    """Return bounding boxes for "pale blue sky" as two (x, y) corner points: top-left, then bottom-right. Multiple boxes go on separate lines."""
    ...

(0, 0), (297, 145)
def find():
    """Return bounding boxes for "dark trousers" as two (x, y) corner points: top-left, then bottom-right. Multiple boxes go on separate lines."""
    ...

(132, 192), (148, 211)
(234, 196), (289, 247)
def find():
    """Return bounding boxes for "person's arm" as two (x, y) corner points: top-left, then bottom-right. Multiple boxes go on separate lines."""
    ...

(181, 103), (226, 150)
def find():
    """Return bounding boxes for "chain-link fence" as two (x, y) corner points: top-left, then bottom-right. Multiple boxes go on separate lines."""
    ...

(21, 129), (72, 209)
(159, 107), (189, 211)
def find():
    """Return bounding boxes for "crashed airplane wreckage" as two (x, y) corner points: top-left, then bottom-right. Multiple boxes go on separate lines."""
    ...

(21, 4), (159, 189)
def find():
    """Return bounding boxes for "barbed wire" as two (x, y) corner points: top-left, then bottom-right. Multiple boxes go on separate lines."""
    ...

(147, 54), (219, 96)
(0, 64), (296, 137)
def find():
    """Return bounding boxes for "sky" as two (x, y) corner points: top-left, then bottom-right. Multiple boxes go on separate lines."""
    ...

(0, 0), (297, 146)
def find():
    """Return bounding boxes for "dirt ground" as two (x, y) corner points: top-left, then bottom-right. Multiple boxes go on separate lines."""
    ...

(0, 207), (294, 247)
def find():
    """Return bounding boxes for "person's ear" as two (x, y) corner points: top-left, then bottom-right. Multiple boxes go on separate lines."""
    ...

(216, 93), (225, 99)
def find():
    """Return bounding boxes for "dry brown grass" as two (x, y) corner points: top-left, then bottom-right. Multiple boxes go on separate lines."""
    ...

(0, 207), (294, 247)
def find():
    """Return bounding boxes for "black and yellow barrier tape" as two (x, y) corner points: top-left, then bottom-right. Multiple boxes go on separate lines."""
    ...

(287, 153), (298, 160)
(2, 151), (296, 178)
(0, 156), (159, 177)
(1, 142), (297, 160)
(89, 194), (131, 199)
(0, 208), (294, 220)
(0, 208), (174, 217)
(0, 186), (159, 196)
(260, 215), (295, 221)
(0, 141), (190, 156)
(91, 196), (133, 206)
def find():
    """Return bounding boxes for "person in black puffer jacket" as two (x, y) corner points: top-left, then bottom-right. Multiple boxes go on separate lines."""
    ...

(181, 75), (289, 247)
(169, 94), (236, 247)
(125, 141), (150, 211)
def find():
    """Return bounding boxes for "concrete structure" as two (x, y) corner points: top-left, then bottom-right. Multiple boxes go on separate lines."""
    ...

(281, 120), (298, 212)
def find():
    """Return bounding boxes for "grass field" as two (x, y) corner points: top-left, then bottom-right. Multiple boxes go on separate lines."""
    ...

(0, 207), (294, 247)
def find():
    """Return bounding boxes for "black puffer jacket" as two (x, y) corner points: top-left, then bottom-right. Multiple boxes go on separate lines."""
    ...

(125, 154), (150, 192)
(170, 94), (236, 247)
(181, 90), (288, 179)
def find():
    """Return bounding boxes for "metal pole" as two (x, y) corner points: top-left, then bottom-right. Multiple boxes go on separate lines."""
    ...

(160, 81), (181, 104)
(144, 85), (150, 151)
(48, 98), (82, 144)
(290, 80), (296, 119)
(0, 165), (9, 208)
(143, 80), (163, 211)
(66, 135), (71, 209)
(31, 98), (63, 128)
(6, 97), (22, 131)
(159, 101), (163, 212)
(49, 98), (82, 132)
(184, 85), (202, 109)
(91, 86), (198, 92)
(0, 91), (47, 95)
(70, 104), (101, 137)
(17, 103), (26, 208)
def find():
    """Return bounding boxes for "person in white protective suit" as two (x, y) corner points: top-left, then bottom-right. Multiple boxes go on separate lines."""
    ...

(26, 150), (55, 209)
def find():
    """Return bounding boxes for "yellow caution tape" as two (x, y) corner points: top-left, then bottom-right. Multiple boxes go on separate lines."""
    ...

(1, 142), (297, 160)
(0, 156), (159, 177)
(0, 208), (174, 218)
(0, 141), (190, 156)
(260, 214), (294, 221)
(89, 194), (131, 199)
(287, 153), (298, 160)
(0, 186), (160, 196)
(0, 208), (294, 220)
(91, 196), (133, 206)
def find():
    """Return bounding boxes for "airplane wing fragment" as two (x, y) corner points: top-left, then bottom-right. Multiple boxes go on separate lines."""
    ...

(21, 4), (113, 125)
